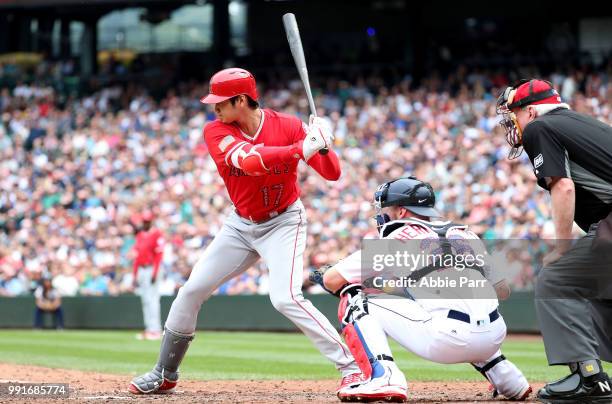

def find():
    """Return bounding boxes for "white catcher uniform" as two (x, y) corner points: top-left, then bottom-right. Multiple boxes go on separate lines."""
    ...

(333, 218), (531, 400)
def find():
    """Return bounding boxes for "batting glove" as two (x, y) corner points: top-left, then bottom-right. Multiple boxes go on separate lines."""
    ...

(302, 115), (334, 161)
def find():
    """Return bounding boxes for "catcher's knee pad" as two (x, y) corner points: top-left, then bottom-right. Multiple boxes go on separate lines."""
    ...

(337, 284), (366, 327)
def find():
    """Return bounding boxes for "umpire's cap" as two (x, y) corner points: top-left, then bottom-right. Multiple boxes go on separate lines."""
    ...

(374, 176), (440, 217)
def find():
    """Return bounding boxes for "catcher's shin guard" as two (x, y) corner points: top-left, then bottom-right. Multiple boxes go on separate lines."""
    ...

(129, 327), (194, 394)
(338, 284), (389, 381)
(342, 324), (373, 380)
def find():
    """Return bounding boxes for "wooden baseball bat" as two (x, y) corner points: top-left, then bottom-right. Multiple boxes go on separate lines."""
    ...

(282, 12), (328, 155)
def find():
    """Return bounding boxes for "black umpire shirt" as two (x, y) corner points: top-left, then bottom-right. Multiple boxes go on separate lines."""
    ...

(522, 107), (612, 232)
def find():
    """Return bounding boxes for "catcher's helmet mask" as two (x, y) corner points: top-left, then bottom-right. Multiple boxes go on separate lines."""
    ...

(373, 176), (440, 231)
(496, 79), (557, 159)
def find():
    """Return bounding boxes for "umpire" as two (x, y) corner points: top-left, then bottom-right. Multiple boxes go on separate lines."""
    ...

(497, 79), (612, 403)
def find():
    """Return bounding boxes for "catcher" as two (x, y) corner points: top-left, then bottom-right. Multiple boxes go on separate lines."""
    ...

(311, 176), (532, 402)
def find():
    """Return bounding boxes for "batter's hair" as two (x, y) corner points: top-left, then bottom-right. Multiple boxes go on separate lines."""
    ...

(230, 95), (259, 109)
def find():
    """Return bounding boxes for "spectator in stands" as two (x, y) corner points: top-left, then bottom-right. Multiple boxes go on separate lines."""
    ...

(0, 265), (28, 296)
(51, 263), (80, 297)
(80, 268), (110, 296)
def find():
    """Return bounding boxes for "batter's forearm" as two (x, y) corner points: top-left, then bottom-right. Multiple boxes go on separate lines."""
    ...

(307, 148), (341, 180)
(258, 144), (304, 165)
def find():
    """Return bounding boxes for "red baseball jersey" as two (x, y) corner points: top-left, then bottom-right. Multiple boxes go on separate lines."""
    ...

(204, 109), (308, 221)
(133, 228), (164, 271)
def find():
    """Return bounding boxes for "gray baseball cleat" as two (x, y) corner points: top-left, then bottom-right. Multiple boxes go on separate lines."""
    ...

(129, 364), (178, 394)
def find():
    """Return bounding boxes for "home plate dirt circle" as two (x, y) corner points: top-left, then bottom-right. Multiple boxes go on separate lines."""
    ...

(0, 363), (542, 403)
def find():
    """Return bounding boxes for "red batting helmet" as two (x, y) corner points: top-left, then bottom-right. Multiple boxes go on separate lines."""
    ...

(200, 68), (258, 104)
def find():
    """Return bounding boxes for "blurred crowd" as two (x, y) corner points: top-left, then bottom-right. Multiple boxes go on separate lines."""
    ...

(0, 62), (610, 297)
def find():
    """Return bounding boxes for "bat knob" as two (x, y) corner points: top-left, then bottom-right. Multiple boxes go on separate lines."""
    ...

(319, 148), (329, 155)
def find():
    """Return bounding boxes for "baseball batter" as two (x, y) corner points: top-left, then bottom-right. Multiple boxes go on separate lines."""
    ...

(316, 177), (532, 402)
(132, 210), (164, 340)
(129, 68), (361, 395)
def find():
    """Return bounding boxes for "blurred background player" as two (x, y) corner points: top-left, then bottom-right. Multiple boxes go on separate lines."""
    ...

(132, 210), (164, 341)
(497, 79), (612, 403)
(317, 177), (531, 402)
(129, 67), (362, 395)
(33, 274), (64, 330)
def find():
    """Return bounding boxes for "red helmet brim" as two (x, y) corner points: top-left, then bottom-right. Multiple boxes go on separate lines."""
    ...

(200, 94), (233, 104)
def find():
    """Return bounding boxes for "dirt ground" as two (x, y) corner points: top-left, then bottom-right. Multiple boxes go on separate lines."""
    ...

(0, 363), (543, 403)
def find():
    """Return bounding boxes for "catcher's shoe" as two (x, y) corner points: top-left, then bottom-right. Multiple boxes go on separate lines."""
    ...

(128, 365), (178, 394)
(337, 372), (368, 396)
(490, 383), (532, 401)
(515, 385), (533, 401)
(537, 371), (612, 403)
(475, 355), (531, 401)
(338, 365), (407, 402)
